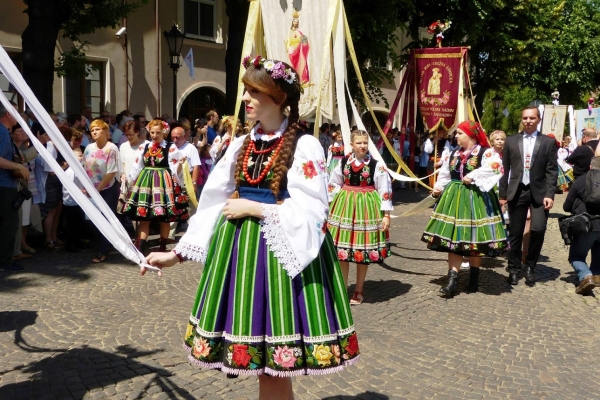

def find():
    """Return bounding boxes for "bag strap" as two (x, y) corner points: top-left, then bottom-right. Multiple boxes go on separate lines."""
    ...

(586, 144), (595, 154)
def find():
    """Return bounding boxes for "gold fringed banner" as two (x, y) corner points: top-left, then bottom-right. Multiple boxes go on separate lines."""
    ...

(342, 9), (432, 189)
(182, 160), (198, 208)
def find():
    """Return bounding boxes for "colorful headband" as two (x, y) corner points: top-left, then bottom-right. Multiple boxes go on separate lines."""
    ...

(242, 55), (303, 93)
(457, 120), (489, 147)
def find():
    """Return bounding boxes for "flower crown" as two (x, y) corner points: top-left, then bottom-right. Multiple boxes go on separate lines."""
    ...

(242, 55), (303, 92)
(220, 115), (235, 128)
(161, 120), (169, 134)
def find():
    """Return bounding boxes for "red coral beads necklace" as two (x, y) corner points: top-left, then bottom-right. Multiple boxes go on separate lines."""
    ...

(243, 137), (284, 185)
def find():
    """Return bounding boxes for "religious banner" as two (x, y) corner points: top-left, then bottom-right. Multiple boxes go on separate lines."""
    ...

(259, 0), (334, 118)
(541, 105), (568, 142)
(413, 47), (466, 133)
(576, 107), (600, 134)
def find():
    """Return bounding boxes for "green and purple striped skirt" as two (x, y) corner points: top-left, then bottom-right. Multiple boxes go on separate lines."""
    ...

(124, 167), (188, 222)
(327, 185), (390, 264)
(184, 192), (359, 377)
(421, 180), (508, 257)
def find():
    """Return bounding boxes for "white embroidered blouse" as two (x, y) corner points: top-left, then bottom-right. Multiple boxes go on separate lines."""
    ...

(434, 146), (504, 193)
(127, 140), (182, 183)
(174, 120), (330, 279)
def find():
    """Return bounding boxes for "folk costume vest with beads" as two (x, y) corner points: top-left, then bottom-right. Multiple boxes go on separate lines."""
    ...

(340, 154), (378, 187)
(448, 146), (486, 181)
(331, 145), (345, 158)
(144, 142), (172, 169)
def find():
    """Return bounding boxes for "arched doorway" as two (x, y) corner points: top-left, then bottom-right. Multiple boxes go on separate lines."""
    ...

(361, 110), (389, 134)
(179, 86), (226, 123)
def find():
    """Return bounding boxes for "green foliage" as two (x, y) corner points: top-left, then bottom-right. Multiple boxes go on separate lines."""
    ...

(480, 87), (545, 135)
(344, 0), (415, 109)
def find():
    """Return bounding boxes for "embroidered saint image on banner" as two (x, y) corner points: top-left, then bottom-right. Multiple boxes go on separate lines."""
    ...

(285, 9), (310, 85)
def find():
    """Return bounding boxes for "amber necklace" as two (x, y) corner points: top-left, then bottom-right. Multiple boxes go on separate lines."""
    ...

(147, 142), (162, 157)
(243, 137), (284, 185)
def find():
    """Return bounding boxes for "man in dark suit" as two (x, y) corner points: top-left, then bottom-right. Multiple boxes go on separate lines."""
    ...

(499, 106), (558, 285)
(566, 128), (598, 179)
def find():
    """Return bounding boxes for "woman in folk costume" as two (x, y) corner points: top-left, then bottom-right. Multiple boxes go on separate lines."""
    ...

(326, 130), (345, 174)
(547, 133), (572, 191)
(142, 56), (359, 399)
(123, 119), (188, 254)
(327, 129), (393, 306)
(422, 121), (508, 297)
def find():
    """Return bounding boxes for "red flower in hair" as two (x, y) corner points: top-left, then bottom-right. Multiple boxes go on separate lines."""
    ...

(253, 56), (262, 67)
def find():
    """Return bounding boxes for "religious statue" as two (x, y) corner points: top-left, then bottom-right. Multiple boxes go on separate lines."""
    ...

(285, 9), (310, 85)
(551, 88), (560, 106)
(427, 68), (442, 95)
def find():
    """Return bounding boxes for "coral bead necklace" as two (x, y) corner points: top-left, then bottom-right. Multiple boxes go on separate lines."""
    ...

(243, 137), (284, 185)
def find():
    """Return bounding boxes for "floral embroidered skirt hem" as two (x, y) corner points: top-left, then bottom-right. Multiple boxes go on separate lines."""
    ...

(421, 180), (508, 257)
(123, 167), (188, 222)
(184, 215), (360, 376)
(327, 186), (390, 264)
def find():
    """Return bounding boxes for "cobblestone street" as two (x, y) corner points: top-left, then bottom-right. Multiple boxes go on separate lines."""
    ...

(1, 190), (599, 399)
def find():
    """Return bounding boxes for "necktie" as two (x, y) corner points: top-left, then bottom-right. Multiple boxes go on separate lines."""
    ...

(523, 134), (533, 185)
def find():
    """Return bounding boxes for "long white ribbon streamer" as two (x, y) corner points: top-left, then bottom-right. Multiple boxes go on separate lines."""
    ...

(0, 45), (158, 271)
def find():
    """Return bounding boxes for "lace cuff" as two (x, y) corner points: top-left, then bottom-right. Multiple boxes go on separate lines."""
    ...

(473, 174), (501, 193)
(260, 204), (304, 278)
(174, 241), (208, 264)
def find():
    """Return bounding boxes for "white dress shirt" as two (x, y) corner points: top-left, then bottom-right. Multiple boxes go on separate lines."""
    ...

(522, 131), (538, 185)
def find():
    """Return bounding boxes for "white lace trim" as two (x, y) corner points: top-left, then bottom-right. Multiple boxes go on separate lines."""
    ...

(174, 241), (208, 264)
(259, 204), (304, 278)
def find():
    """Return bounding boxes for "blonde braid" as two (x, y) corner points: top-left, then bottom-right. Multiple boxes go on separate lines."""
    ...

(270, 105), (299, 199)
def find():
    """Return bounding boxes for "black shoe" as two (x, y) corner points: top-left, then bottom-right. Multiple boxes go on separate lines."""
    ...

(467, 267), (480, 292)
(508, 272), (519, 285)
(524, 266), (535, 285)
(440, 270), (459, 297)
(0, 262), (26, 272)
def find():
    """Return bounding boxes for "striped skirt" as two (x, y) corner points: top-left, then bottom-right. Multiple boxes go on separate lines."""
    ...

(327, 155), (343, 174)
(184, 215), (360, 377)
(124, 167), (188, 222)
(557, 165), (573, 191)
(421, 180), (508, 257)
(327, 186), (390, 264)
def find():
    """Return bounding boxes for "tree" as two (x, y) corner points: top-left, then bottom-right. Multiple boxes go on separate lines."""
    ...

(21, 0), (143, 111)
(521, 0), (600, 107)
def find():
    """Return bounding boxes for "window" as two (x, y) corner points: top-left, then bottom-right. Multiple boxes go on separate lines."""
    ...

(65, 62), (104, 117)
(184, 0), (216, 40)
(0, 52), (24, 111)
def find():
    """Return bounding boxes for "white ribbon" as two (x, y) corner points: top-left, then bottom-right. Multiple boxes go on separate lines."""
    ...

(0, 46), (158, 272)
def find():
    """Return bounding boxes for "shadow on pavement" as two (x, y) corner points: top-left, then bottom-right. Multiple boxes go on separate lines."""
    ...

(378, 259), (445, 277)
(0, 310), (67, 353)
(535, 264), (561, 283)
(323, 392), (389, 400)
(349, 279), (412, 303)
(0, 345), (195, 400)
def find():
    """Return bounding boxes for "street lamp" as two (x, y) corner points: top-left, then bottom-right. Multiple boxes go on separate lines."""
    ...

(492, 94), (502, 129)
(163, 24), (186, 119)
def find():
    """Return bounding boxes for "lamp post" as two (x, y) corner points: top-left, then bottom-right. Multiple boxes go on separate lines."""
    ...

(163, 24), (186, 119)
(492, 94), (502, 130)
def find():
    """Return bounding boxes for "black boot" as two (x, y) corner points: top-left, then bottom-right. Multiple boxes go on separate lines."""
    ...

(138, 239), (148, 256)
(159, 237), (168, 252)
(467, 267), (480, 292)
(440, 270), (459, 297)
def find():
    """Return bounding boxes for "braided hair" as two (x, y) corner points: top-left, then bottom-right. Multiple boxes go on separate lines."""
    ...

(233, 60), (302, 200)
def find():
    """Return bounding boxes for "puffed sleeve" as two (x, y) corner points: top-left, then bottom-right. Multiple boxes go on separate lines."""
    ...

(174, 135), (246, 262)
(424, 138), (434, 154)
(260, 135), (329, 278)
(128, 143), (146, 182)
(374, 162), (393, 211)
(167, 143), (182, 181)
(327, 160), (344, 202)
(464, 148), (504, 192)
(434, 153), (452, 192)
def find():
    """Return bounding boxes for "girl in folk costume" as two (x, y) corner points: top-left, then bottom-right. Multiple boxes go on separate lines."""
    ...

(422, 121), (508, 297)
(123, 119), (188, 254)
(327, 130), (393, 305)
(326, 130), (345, 174)
(553, 134), (574, 191)
(142, 56), (359, 398)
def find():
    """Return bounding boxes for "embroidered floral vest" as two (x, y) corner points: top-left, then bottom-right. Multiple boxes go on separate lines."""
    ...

(448, 146), (488, 180)
(143, 142), (172, 168)
(341, 155), (378, 187)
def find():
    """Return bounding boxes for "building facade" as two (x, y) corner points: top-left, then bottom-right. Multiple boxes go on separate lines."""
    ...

(0, 0), (228, 122)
